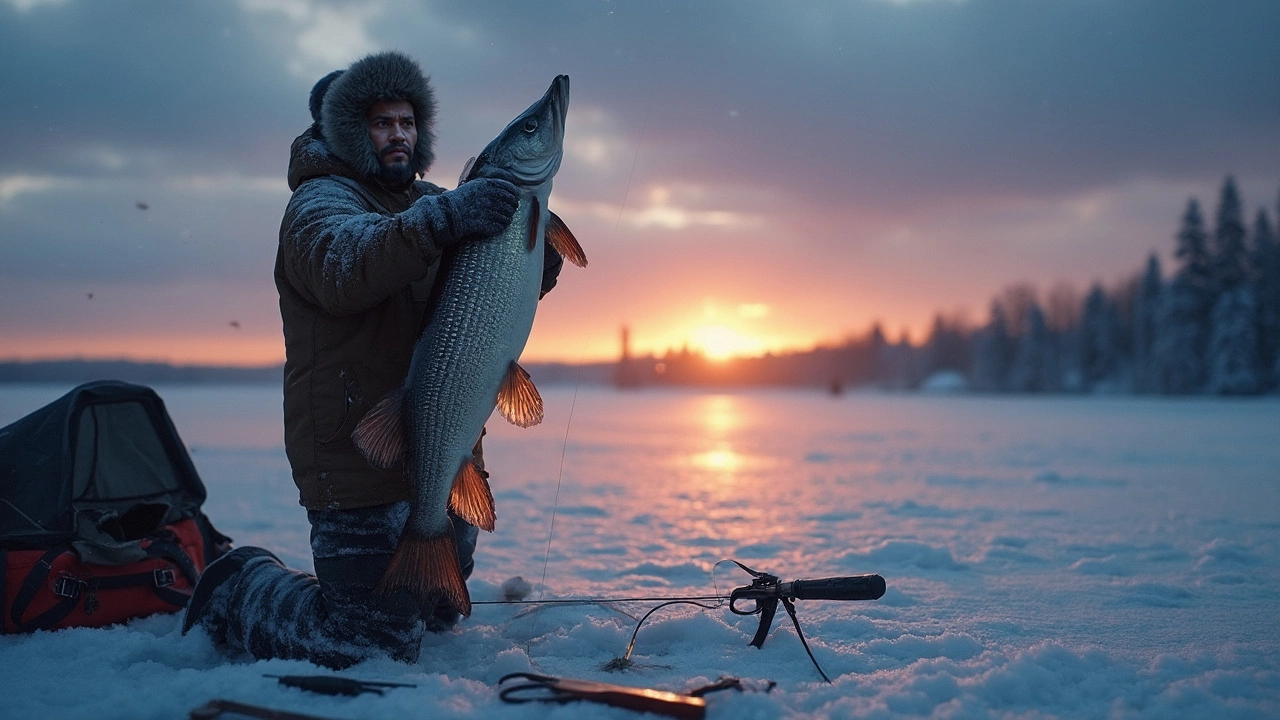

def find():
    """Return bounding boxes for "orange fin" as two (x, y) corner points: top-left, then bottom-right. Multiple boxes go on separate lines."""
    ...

(351, 387), (407, 469)
(528, 195), (541, 251)
(376, 530), (471, 617)
(449, 460), (496, 532)
(547, 211), (587, 267)
(496, 361), (543, 428)
(458, 156), (477, 185)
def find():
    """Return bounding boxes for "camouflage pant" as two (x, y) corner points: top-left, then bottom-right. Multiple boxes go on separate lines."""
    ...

(220, 502), (478, 668)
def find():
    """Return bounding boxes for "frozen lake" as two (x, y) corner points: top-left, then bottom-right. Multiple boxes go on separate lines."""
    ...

(1, 384), (1278, 718)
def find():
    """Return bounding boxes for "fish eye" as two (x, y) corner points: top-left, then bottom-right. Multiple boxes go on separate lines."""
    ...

(523, 119), (538, 133)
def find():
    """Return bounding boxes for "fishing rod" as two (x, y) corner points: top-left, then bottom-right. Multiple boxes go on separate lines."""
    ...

(476, 560), (886, 683)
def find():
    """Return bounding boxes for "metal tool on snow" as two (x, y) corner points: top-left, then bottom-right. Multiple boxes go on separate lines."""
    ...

(263, 674), (416, 697)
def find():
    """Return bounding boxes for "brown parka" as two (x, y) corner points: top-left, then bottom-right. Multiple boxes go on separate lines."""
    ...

(276, 124), (468, 510)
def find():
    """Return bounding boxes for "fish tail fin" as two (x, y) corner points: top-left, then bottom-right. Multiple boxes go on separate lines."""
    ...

(449, 459), (496, 532)
(376, 530), (472, 617)
(496, 361), (544, 428)
(547, 211), (587, 267)
(352, 387), (408, 469)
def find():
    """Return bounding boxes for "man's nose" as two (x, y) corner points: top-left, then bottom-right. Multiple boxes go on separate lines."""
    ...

(389, 122), (408, 141)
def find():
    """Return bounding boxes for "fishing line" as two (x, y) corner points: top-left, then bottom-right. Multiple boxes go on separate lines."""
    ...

(535, 104), (651, 601)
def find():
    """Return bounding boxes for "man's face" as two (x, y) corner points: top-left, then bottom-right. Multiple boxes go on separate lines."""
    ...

(367, 100), (417, 183)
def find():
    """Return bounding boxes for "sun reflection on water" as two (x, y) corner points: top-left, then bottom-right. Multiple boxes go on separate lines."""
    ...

(692, 445), (744, 473)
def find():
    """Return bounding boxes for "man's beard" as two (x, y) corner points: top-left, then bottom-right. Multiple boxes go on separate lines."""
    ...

(374, 146), (415, 185)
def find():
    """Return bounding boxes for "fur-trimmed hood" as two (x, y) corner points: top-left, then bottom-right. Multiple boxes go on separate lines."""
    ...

(320, 51), (437, 180)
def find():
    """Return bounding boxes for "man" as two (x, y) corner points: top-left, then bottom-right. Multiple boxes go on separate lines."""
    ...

(182, 51), (563, 668)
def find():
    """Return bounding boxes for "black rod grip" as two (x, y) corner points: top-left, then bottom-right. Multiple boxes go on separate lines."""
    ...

(789, 574), (886, 601)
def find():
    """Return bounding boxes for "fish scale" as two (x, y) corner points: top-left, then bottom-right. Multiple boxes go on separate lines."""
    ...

(403, 195), (545, 539)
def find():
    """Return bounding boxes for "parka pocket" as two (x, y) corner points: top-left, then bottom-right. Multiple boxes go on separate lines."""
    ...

(318, 367), (364, 446)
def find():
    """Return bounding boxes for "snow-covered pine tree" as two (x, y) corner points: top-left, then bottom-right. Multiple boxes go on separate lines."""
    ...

(1010, 302), (1058, 392)
(1208, 286), (1261, 394)
(1252, 207), (1279, 391)
(1212, 176), (1249, 294)
(1080, 284), (1123, 392)
(1155, 198), (1214, 392)
(970, 303), (1012, 392)
(1152, 275), (1206, 394)
(1133, 255), (1163, 393)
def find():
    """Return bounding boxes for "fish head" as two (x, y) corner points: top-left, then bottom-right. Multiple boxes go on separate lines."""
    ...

(466, 75), (569, 188)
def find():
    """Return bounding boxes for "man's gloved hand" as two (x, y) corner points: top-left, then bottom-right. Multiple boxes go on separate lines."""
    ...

(433, 178), (520, 246)
(539, 244), (564, 299)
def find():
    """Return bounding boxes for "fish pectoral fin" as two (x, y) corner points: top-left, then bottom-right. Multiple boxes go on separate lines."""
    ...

(528, 195), (541, 251)
(449, 460), (496, 532)
(459, 156), (477, 185)
(496, 361), (544, 428)
(351, 387), (408, 469)
(547, 211), (587, 267)
(376, 530), (471, 617)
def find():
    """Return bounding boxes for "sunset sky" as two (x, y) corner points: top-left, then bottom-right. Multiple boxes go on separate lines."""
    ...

(1, 0), (1277, 365)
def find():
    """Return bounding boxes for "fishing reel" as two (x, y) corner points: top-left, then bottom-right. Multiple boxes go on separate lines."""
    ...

(727, 561), (885, 682)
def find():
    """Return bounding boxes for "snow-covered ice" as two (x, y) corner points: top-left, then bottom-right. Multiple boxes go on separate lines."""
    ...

(1, 385), (1278, 719)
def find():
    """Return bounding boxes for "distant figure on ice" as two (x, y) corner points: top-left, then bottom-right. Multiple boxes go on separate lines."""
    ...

(182, 51), (564, 668)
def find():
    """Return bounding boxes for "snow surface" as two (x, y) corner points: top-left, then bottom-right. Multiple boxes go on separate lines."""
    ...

(1, 385), (1278, 719)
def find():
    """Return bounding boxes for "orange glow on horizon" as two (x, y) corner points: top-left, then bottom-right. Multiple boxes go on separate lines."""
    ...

(1, 335), (285, 367)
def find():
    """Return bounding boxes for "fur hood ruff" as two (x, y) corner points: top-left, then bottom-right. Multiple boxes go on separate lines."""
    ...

(320, 51), (437, 179)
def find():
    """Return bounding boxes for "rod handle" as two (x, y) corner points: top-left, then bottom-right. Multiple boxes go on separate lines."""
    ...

(789, 574), (885, 601)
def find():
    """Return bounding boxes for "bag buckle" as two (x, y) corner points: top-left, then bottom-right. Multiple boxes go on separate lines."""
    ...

(153, 568), (176, 588)
(53, 576), (85, 599)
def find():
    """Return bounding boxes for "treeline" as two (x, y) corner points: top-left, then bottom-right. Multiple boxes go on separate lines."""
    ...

(621, 176), (1280, 395)
(915, 176), (1280, 395)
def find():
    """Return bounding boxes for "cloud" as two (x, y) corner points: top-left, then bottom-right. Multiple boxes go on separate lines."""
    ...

(2, 0), (65, 11)
(0, 174), (79, 204)
(238, 0), (380, 79)
(553, 184), (763, 233)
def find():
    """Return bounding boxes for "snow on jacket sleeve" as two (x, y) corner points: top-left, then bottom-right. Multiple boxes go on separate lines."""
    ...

(279, 177), (449, 317)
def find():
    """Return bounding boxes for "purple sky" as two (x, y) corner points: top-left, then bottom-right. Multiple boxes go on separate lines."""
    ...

(1, 0), (1277, 363)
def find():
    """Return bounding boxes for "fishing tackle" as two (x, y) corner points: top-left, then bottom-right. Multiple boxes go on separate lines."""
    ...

(498, 672), (770, 719)
(726, 561), (885, 682)
(263, 674), (416, 697)
(478, 560), (886, 683)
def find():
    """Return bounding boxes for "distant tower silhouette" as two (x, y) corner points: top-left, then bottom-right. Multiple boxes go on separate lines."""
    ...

(615, 324), (640, 388)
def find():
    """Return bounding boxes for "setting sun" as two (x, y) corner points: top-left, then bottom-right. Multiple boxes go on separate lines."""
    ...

(689, 324), (765, 361)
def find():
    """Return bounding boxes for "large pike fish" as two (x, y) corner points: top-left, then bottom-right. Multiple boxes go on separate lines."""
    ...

(352, 75), (585, 616)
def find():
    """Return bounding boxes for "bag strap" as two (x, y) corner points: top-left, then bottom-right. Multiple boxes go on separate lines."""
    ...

(9, 548), (81, 633)
(8, 543), (197, 632)
(146, 539), (200, 586)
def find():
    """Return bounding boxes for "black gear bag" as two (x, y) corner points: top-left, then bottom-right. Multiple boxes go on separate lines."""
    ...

(0, 381), (230, 633)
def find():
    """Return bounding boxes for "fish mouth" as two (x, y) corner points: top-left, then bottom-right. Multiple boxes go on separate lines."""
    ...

(547, 74), (569, 145)
(469, 75), (570, 186)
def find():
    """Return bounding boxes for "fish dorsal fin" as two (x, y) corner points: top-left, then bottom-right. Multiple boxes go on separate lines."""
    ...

(496, 361), (544, 428)
(459, 156), (477, 186)
(528, 195), (541, 251)
(548, 211), (587, 267)
(449, 460), (496, 533)
(376, 530), (471, 617)
(351, 387), (407, 469)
